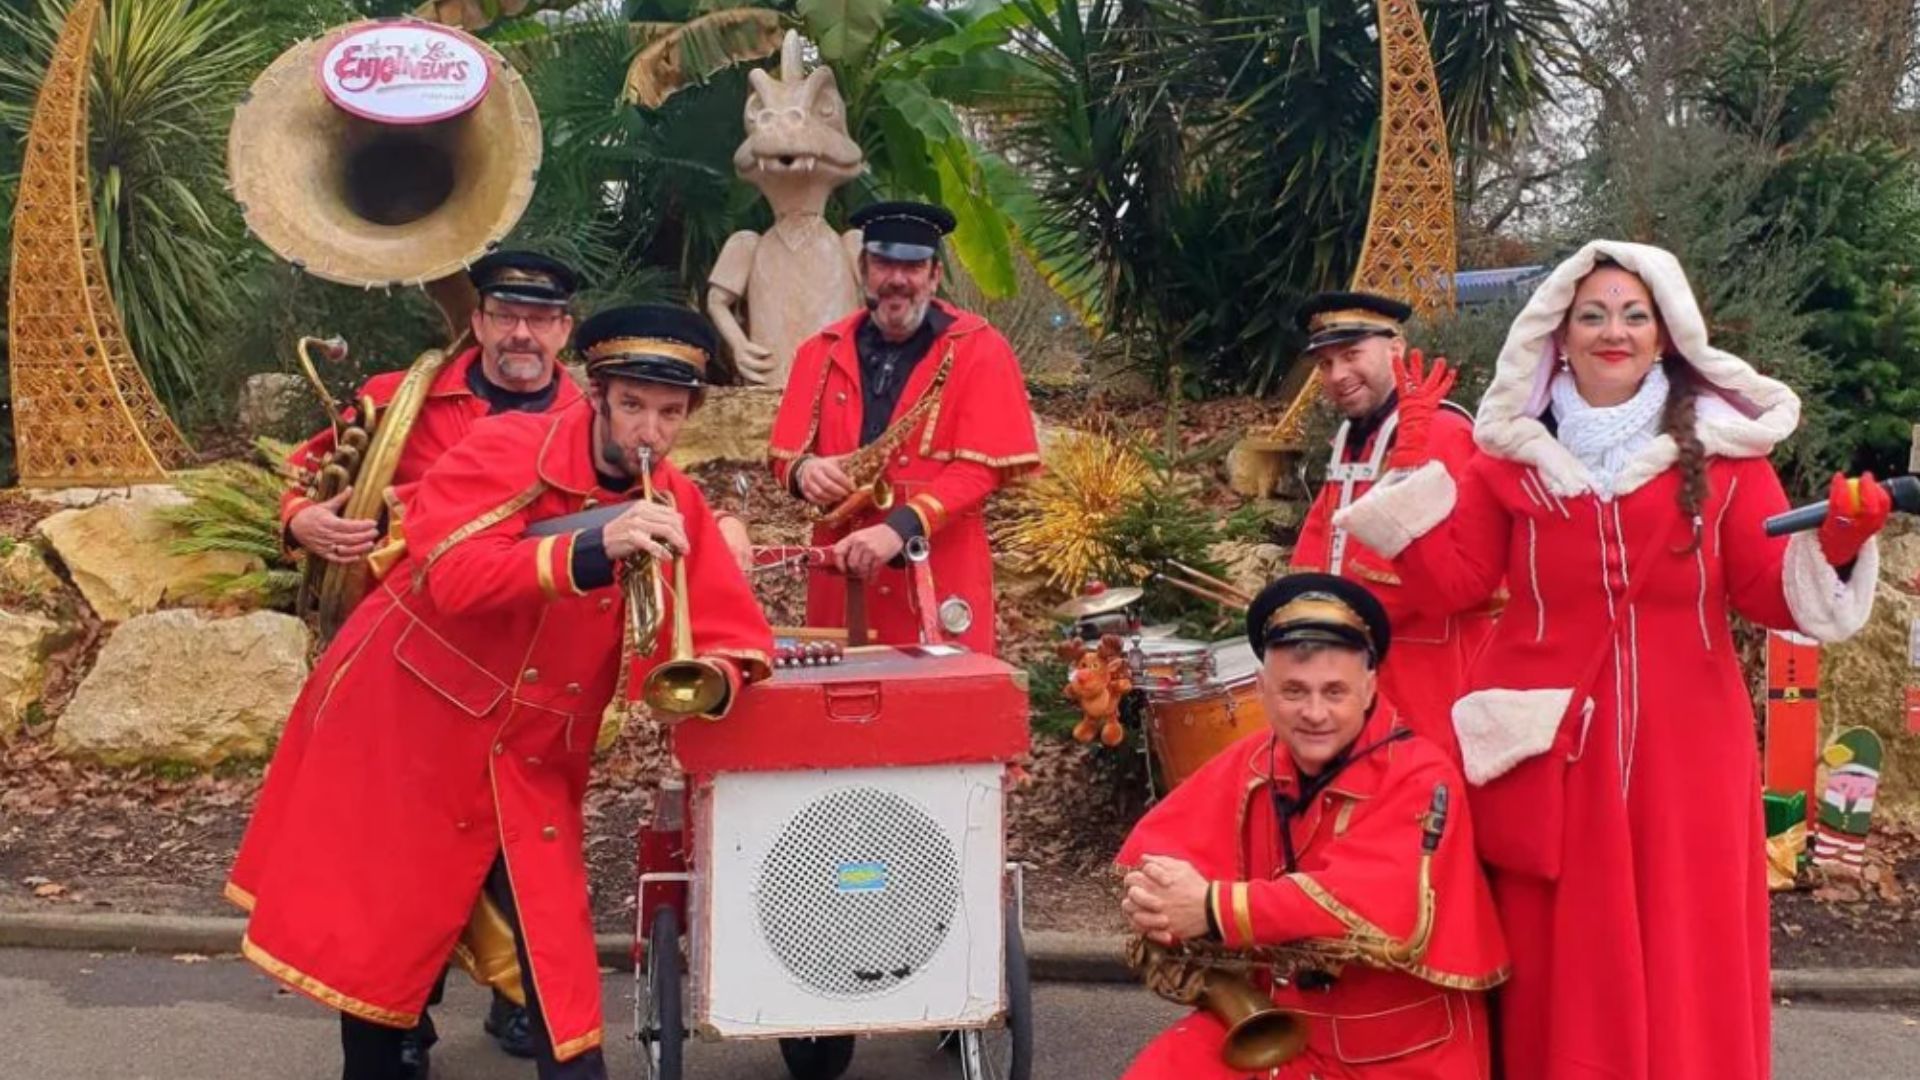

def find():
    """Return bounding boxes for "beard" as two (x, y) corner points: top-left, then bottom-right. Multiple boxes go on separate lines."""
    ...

(596, 422), (666, 482)
(866, 289), (931, 339)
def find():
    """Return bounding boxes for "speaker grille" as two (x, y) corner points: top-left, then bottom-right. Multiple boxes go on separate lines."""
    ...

(754, 786), (961, 997)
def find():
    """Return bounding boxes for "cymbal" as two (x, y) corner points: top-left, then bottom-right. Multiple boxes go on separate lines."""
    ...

(1052, 586), (1144, 621)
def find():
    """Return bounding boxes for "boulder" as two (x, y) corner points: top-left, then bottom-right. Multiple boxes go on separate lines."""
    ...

(1823, 528), (1920, 810)
(672, 386), (782, 468)
(1208, 540), (1290, 599)
(0, 609), (74, 738)
(0, 541), (64, 605)
(21, 483), (179, 510)
(236, 372), (325, 442)
(34, 486), (261, 622)
(1226, 436), (1296, 500)
(55, 609), (310, 766)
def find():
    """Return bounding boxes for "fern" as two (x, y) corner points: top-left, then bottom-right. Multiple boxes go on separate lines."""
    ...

(160, 452), (300, 612)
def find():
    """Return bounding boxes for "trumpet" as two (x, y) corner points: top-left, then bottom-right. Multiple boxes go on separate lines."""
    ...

(1130, 784), (1450, 1070)
(631, 449), (733, 718)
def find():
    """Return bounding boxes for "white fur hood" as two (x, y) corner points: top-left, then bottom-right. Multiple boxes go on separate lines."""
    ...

(1473, 240), (1802, 498)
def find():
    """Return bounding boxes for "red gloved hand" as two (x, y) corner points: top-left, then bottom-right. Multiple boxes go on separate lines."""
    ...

(1817, 471), (1892, 567)
(1387, 349), (1458, 471)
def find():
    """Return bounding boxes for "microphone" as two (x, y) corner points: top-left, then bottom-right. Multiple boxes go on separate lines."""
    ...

(1763, 475), (1920, 536)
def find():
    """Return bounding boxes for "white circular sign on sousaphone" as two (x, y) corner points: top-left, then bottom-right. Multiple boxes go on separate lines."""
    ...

(316, 21), (493, 125)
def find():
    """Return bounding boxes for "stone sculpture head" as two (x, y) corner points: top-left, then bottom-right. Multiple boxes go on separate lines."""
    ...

(734, 32), (865, 189)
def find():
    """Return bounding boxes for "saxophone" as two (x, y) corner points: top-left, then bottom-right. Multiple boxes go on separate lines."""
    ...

(819, 345), (955, 530)
(1129, 784), (1451, 1071)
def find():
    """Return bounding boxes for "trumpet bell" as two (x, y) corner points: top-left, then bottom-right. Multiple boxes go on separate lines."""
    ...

(642, 658), (731, 718)
(227, 21), (540, 288)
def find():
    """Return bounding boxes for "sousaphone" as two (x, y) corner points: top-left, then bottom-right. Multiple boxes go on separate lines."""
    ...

(227, 19), (541, 639)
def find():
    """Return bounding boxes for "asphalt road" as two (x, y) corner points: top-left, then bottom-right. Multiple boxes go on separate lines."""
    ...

(0, 948), (1916, 1078)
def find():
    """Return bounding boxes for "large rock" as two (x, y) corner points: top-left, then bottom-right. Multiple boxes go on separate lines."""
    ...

(35, 486), (261, 622)
(1208, 540), (1290, 599)
(1823, 528), (1920, 809)
(236, 372), (325, 442)
(21, 483), (180, 510)
(1226, 436), (1297, 499)
(672, 385), (782, 468)
(0, 541), (64, 606)
(55, 609), (310, 766)
(0, 609), (74, 738)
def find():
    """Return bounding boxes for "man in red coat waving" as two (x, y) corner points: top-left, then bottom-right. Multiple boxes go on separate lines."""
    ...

(1118, 573), (1508, 1078)
(768, 201), (1040, 653)
(1287, 293), (1495, 761)
(229, 305), (773, 1080)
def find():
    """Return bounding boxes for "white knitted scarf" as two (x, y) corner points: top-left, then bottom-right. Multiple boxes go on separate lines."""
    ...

(1550, 362), (1669, 498)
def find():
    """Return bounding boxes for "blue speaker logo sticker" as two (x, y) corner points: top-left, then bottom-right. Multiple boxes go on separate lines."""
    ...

(834, 861), (890, 893)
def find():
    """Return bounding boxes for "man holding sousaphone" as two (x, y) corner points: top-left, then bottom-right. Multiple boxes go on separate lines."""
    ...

(1117, 574), (1507, 1078)
(228, 304), (773, 1079)
(281, 251), (584, 576)
(768, 200), (1041, 653)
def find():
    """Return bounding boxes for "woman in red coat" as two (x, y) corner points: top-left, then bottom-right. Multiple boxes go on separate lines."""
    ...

(1333, 241), (1890, 1079)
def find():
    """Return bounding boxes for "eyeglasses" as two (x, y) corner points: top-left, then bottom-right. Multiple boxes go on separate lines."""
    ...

(482, 308), (567, 332)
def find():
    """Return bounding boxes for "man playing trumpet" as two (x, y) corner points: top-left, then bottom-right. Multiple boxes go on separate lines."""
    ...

(768, 200), (1040, 653)
(1118, 574), (1507, 1079)
(229, 304), (772, 1079)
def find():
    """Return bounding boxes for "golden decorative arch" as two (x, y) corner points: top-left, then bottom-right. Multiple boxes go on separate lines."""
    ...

(1269, 0), (1458, 447)
(7, 0), (194, 486)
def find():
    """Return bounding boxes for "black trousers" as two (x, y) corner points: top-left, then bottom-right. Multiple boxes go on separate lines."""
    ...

(340, 858), (607, 1079)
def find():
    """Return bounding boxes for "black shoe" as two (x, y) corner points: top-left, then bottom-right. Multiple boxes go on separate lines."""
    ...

(484, 992), (536, 1059)
(398, 1026), (432, 1080)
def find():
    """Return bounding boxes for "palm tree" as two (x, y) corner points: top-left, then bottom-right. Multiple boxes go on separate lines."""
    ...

(1005, 0), (1569, 395)
(485, 0), (1043, 305)
(0, 0), (275, 411)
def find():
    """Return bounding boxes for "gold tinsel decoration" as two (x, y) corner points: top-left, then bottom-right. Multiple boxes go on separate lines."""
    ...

(998, 431), (1152, 593)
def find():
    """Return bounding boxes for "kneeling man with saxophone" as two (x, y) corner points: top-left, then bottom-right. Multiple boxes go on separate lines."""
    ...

(1119, 574), (1507, 1079)
(229, 304), (772, 1079)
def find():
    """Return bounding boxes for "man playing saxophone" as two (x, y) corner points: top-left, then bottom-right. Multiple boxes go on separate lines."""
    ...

(1118, 574), (1507, 1079)
(228, 304), (772, 1080)
(768, 200), (1040, 653)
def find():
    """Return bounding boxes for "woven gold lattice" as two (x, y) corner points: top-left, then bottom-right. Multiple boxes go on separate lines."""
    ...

(7, 0), (194, 486)
(1271, 0), (1457, 447)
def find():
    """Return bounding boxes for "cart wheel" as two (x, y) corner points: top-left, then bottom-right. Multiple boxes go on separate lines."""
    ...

(958, 901), (1033, 1080)
(778, 1035), (855, 1080)
(636, 905), (684, 1080)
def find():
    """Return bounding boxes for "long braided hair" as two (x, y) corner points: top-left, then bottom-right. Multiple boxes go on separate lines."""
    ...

(1660, 359), (1709, 553)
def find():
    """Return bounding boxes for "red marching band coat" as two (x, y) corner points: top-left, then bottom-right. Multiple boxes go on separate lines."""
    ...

(230, 400), (773, 1060)
(769, 301), (1040, 653)
(1290, 405), (1495, 762)
(1118, 710), (1509, 1079)
(279, 344), (583, 535)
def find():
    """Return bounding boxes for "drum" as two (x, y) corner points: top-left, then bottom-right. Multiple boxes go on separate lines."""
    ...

(1127, 637), (1212, 690)
(1144, 639), (1267, 790)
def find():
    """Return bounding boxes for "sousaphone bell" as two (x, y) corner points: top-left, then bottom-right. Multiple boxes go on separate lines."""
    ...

(227, 19), (542, 639)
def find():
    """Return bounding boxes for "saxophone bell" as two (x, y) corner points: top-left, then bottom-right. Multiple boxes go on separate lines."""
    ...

(1129, 937), (1308, 1070)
